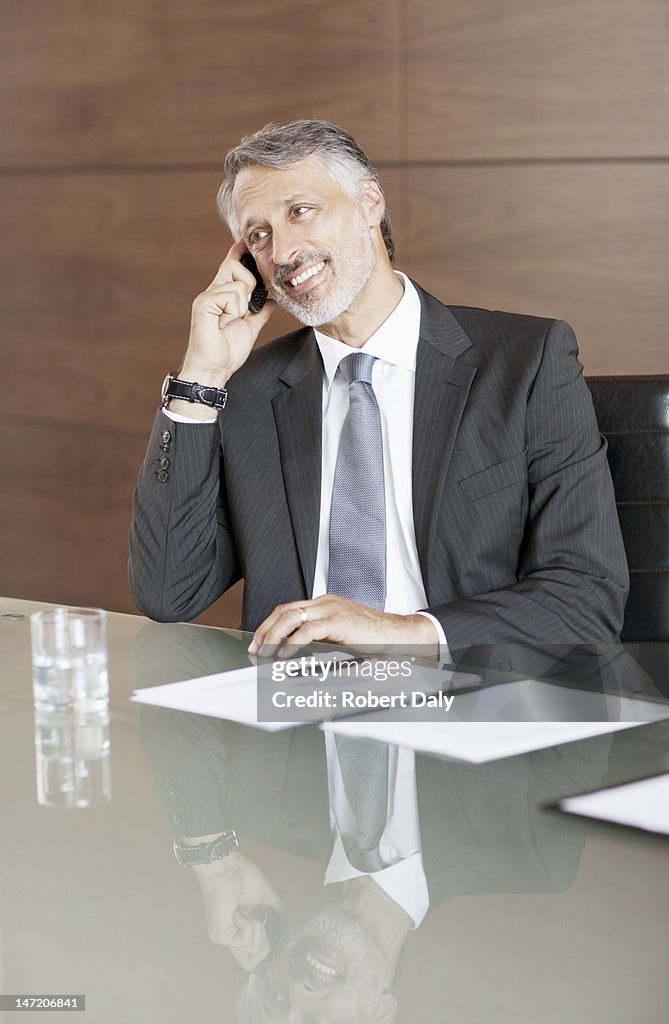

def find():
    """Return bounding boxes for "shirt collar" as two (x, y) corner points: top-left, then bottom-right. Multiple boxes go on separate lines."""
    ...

(314, 272), (421, 389)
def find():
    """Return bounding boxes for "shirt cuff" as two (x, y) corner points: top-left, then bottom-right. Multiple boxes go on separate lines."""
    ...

(415, 611), (451, 664)
(161, 406), (218, 424)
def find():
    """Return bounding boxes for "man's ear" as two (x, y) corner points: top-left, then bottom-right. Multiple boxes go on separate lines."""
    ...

(360, 178), (386, 229)
(375, 992), (398, 1023)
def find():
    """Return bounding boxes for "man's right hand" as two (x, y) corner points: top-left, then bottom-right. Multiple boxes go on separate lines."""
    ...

(168, 241), (275, 419)
(192, 850), (283, 971)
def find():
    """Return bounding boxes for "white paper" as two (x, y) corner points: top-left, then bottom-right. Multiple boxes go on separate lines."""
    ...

(321, 720), (639, 762)
(131, 667), (300, 732)
(131, 669), (669, 755)
(321, 678), (669, 762)
(559, 773), (669, 836)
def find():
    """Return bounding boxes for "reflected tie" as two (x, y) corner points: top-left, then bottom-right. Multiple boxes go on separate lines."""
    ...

(327, 351), (386, 610)
(335, 735), (390, 872)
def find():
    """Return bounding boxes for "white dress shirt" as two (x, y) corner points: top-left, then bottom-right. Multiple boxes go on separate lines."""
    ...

(164, 272), (447, 648)
(312, 273), (446, 647)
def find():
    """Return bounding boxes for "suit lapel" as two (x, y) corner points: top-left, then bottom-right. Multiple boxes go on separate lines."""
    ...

(412, 287), (478, 601)
(272, 332), (323, 596)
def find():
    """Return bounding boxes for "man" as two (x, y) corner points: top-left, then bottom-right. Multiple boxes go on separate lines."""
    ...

(129, 119), (628, 655)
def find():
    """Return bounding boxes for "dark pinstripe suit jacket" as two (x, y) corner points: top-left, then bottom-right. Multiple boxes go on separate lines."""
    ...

(129, 283), (629, 645)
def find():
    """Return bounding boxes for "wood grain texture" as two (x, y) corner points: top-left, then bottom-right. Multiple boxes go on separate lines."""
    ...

(1, 0), (402, 167)
(408, 0), (669, 159)
(0, 420), (243, 624)
(0, 422), (147, 612)
(4, 0), (667, 621)
(1, 168), (406, 432)
(405, 163), (669, 374)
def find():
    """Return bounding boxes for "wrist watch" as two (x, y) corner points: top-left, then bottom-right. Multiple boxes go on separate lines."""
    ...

(161, 373), (228, 411)
(173, 829), (239, 867)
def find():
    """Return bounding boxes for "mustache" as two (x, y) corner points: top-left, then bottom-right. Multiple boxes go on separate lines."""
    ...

(273, 251), (330, 287)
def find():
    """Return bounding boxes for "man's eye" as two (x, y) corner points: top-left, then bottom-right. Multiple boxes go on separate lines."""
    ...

(292, 206), (311, 217)
(249, 228), (268, 243)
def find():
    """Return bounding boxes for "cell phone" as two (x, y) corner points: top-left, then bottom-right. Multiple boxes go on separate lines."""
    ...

(240, 251), (269, 314)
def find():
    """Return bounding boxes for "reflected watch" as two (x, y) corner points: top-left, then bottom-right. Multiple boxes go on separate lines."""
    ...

(173, 829), (239, 866)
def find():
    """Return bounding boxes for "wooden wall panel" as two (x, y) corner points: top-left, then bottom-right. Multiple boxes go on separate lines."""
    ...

(405, 163), (669, 374)
(1, 0), (402, 167)
(1, 423), (146, 612)
(2, 0), (667, 622)
(1, 170), (242, 433)
(0, 421), (244, 622)
(1, 168), (406, 432)
(408, 0), (669, 159)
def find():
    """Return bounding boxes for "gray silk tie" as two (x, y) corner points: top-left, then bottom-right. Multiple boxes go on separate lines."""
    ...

(328, 351), (389, 868)
(327, 351), (386, 610)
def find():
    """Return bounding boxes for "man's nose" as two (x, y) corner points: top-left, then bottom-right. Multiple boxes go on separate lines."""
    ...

(271, 225), (301, 268)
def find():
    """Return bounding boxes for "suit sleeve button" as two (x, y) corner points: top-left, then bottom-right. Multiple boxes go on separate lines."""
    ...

(157, 469), (169, 483)
(161, 429), (172, 443)
(159, 456), (170, 469)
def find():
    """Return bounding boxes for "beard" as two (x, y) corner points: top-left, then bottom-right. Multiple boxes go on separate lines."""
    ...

(267, 212), (375, 327)
(281, 906), (386, 998)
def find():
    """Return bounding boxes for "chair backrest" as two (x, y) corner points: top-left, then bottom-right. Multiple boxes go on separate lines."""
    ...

(586, 375), (669, 642)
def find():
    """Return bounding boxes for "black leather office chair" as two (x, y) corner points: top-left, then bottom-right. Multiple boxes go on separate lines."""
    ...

(586, 375), (669, 644)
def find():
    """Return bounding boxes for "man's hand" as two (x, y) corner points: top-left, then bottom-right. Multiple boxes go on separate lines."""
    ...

(170, 241), (275, 418)
(248, 595), (439, 657)
(192, 849), (282, 971)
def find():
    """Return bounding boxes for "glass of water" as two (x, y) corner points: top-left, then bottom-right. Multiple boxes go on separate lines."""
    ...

(30, 607), (109, 711)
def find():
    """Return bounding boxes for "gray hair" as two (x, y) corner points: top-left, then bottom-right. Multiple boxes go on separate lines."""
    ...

(217, 119), (395, 263)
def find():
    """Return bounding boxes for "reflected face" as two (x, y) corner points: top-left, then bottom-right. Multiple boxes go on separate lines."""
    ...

(232, 155), (378, 328)
(253, 906), (390, 1023)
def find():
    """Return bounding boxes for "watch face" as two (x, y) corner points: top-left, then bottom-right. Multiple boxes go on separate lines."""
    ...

(161, 373), (172, 405)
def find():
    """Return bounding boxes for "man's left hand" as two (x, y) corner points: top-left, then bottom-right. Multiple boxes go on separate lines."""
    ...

(248, 595), (439, 657)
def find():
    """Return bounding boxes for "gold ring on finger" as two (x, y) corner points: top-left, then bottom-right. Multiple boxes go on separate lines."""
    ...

(298, 607), (309, 624)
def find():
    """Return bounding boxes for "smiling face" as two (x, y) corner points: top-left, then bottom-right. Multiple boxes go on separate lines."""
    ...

(232, 154), (388, 330)
(253, 906), (394, 1024)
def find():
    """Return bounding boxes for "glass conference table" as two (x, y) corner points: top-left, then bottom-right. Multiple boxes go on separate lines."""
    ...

(1, 597), (668, 1023)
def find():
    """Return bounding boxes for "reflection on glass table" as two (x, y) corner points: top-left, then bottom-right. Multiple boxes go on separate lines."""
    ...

(34, 704), (111, 809)
(1, 598), (667, 1024)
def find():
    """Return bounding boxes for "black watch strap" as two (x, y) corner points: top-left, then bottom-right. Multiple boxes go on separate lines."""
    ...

(173, 829), (239, 866)
(162, 373), (227, 411)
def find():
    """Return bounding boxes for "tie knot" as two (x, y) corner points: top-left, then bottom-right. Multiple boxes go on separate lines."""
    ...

(339, 351), (376, 386)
